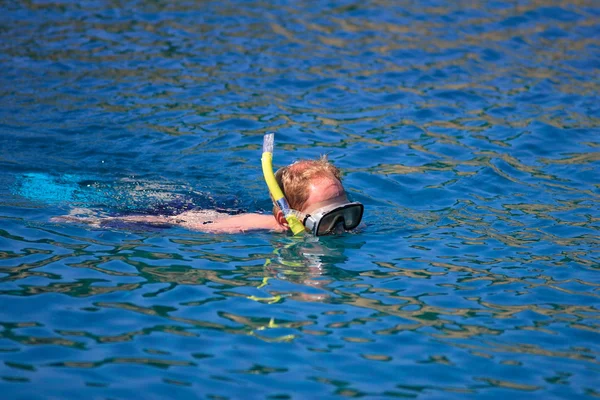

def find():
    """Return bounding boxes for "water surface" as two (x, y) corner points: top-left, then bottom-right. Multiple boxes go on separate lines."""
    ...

(0, 0), (599, 398)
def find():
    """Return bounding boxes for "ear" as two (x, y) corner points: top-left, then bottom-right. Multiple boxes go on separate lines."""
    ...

(275, 210), (289, 229)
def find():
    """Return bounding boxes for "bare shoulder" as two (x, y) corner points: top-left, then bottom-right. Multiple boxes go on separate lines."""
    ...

(174, 211), (285, 233)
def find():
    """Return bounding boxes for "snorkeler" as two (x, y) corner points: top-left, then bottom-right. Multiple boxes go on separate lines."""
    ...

(54, 134), (364, 236)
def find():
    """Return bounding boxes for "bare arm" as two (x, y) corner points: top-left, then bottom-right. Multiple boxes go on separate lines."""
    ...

(173, 212), (285, 233)
(53, 209), (285, 234)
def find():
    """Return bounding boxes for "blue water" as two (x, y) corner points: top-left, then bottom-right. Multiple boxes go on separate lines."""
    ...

(1, 1), (599, 398)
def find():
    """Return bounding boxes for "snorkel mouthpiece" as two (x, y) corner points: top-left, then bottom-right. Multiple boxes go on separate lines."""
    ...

(261, 133), (305, 236)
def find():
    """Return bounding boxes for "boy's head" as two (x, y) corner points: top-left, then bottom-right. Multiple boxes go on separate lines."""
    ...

(271, 156), (364, 234)
(273, 156), (343, 214)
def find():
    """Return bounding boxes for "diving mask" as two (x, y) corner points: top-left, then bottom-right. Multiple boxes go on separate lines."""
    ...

(297, 194), (364, 236)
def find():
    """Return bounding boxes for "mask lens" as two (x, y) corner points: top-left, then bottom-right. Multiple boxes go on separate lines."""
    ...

(316, 212), (342, 235)
(341, 204), (363, 229)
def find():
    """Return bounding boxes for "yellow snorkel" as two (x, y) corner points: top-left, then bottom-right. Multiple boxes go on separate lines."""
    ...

(261, 133), (305, 235)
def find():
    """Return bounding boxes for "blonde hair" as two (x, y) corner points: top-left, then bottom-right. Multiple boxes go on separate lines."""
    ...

(273, 156), (342, 214)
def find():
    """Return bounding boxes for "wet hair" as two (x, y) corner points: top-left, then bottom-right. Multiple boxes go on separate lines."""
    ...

(272, 156), (342, 214)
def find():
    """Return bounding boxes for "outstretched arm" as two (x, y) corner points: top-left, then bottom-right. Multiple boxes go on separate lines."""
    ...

(53, 209), (285, 234)
(173, 211), (285, 233)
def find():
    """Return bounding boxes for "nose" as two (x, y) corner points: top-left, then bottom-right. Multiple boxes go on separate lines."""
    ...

(331, 220), (346, 235)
